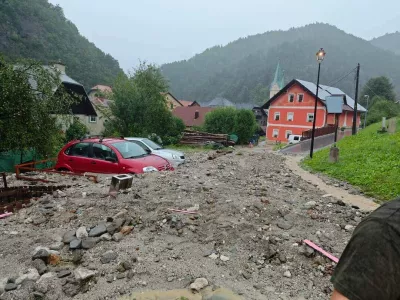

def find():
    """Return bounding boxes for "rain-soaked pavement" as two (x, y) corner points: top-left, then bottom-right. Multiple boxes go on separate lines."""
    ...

(281, 130), (352, 154)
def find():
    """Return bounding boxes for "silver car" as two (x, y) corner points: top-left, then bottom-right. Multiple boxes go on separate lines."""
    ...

(125, 137), (185, 167)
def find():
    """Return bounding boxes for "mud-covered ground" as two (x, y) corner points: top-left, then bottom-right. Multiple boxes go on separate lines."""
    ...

(0, 149), (371, 300)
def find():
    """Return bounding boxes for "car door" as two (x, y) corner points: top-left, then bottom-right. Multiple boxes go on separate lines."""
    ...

(90, 143), (121, 174)
(65, 142), (92, 173)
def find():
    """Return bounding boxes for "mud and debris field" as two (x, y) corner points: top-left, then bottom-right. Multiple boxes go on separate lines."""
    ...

(0, 149), (369, 300)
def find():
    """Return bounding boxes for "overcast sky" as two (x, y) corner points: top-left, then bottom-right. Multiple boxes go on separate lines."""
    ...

(49, 0), (400, 71)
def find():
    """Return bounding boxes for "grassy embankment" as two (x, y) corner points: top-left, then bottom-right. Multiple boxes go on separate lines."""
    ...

(302, 119), (400, 201)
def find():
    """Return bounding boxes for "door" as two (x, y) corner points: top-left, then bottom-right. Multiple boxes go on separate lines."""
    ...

(65, 142), (92, 173)
(90, 143), (121, 174)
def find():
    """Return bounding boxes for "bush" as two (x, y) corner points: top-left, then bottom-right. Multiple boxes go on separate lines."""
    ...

(234, 109), (258, 144)
(65, 118), (89, 142)
(203, 107), (258, 144)
(366, 97), (400, 126)
(204, 107), (236, 134)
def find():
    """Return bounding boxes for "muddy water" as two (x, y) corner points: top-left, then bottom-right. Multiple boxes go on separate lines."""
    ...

(120, 287), (242, 300)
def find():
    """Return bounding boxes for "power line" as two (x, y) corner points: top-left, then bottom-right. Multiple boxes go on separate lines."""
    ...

(325, 67), (357, 87)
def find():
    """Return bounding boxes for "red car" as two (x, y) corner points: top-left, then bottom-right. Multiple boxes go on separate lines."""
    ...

(55, 137), (174, 174)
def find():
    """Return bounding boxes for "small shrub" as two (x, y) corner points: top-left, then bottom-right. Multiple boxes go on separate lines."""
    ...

(65, 118), (89, 142)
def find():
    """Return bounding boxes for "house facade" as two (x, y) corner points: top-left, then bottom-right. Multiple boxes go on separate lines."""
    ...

(262, 79), (367, 142)
(162, 92), (183, 111)
(86, 85), (113, 135)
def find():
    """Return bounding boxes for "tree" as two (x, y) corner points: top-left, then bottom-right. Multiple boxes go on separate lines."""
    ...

(0, 57), (76, 157)
(360, 76), (397, 106)
(366, 97), (400, 126)
(234, 109), (258, 144)
(203, 107), (237, 134)
(104, 63), (183, 144)
(65, 117), (89, 142)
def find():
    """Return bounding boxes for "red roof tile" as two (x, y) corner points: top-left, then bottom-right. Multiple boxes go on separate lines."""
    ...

(172, 107), (215, 127)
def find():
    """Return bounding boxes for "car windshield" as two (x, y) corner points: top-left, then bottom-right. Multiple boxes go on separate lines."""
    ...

(143, 139), (163, 150)
(111, 141), (149, 159)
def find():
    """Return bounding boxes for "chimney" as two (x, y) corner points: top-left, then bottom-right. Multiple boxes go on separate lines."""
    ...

(53, 60), (66, 74)
(194, 110), (199, 119)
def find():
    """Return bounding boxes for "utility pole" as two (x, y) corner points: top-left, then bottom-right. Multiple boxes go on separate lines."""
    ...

(352, 63), (360, 135)
(310, 62), (321, 159)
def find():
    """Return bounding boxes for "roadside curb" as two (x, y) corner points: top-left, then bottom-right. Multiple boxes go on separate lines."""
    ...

(285, 155), (379, 212)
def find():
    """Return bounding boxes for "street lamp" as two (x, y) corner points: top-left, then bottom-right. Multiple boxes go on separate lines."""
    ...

(309, 48), (326, 158)
(363, 95), (370, 129)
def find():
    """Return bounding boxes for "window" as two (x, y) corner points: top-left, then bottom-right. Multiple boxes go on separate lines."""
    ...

(89, 116), (97, 123)
(66, 142), (90, 157)
(92, 143), (117, 160)
(287, 112), (294, 122)
(286, 130), (292, 139)
(274, 112), (280, 121)
(307, 113), (314, 123)
(273, 129), (279, 138)
(170, 103), (174, 110)
(111, 141), (149, 159)
(288, 94), (295, 103)
(297, 94), (304, 102)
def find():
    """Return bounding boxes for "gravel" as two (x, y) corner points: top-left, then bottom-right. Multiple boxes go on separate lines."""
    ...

(0, 149), (372, 299)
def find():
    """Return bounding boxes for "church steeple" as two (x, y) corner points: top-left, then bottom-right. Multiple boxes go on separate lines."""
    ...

(270, 62), (285, 99)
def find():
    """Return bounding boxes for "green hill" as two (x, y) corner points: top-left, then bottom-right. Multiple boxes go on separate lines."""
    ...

(0, 0), (122, 88)
(161, 24), (400, 104)
(303, 119), (400, 201)
(371, 32), (400, 55)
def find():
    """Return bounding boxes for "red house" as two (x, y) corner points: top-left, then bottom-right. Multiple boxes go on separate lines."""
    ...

(262, 79), (367, 142)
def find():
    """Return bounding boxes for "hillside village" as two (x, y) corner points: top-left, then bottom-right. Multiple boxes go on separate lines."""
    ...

(1, 1), (400, 300)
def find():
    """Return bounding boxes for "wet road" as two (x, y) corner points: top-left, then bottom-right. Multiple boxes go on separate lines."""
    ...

(281, 130), (352, 154)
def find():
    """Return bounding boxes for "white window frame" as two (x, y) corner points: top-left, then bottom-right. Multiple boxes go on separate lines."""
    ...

(285, 130), (292, 139)
(287, 112), (294, 122)
(307, 113), (314, 123)
(297, 94), (304, 102)
(288, 94), (295, 103)
(89, 116), (97, 123)
(272, 129), (279, 138)
(274, 112), (280, 121)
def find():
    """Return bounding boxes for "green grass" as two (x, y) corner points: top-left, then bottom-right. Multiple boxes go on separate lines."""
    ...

(302, 119), (400, 201)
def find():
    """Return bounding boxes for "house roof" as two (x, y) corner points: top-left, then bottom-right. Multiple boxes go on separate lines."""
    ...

(235, 103), (256, 109)
(206, 97), (235, 107)
(91, 97), (112, 108)
(262, 79), (367, 112)
(172, 107), (215, 127)
(90, 85), (112, 94)
(22, 65), (97, 116)
(179, 100), (196, 107)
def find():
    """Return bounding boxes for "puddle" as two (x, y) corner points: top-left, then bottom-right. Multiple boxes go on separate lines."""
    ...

(120, 287), (242, 300)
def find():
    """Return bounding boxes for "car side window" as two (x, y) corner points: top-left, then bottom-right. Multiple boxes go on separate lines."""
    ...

(92, 143), (117, 161)
(66, 143), (90, 157)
